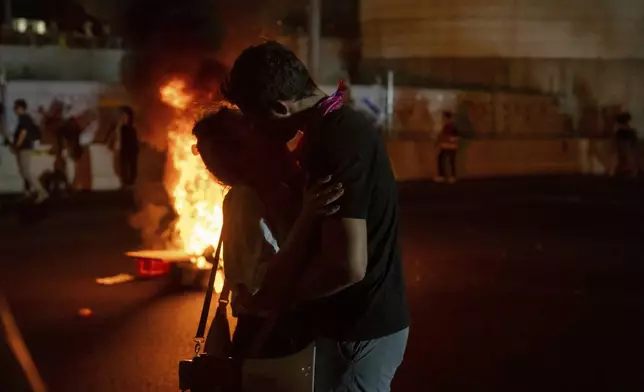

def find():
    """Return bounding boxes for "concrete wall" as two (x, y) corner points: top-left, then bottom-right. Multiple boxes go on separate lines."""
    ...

(361, 58), (644, 136)
(361, 0), (644, 59)
(0, 147), (71, 193)
(387, 138), (616, 181)
(279, 36), (349, 85)
(0, 144), (118, 193)
(0, 45), (124, 82)
(360, 0), (644, 138)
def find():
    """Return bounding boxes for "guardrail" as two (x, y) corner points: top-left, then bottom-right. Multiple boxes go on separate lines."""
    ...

(0, 30), (123, 49)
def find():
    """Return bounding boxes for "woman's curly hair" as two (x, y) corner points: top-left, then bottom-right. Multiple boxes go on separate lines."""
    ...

(193, 108), (251, 186)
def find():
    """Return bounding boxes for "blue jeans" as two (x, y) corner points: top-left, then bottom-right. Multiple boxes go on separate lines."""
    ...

(315, 328), (409, 392)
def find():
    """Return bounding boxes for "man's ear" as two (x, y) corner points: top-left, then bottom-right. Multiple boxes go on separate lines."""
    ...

(270, 100), (292, 119)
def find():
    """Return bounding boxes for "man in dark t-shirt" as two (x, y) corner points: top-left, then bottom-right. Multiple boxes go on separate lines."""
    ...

(224, 42), (409, 391)
(614, 112), (638, 178)
(12, 99), (48, 203)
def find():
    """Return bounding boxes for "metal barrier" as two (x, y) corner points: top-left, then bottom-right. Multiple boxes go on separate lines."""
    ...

(0, 30), (123, 49)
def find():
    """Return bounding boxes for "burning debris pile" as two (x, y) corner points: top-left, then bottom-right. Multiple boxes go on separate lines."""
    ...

(158, 78), (231, 292)
(126, 75), (229, 291)
(159, 79), (226, 262)
(119, 0), (278, 290)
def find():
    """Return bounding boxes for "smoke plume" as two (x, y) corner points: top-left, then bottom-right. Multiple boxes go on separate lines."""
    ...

(121, 0), (280, 249)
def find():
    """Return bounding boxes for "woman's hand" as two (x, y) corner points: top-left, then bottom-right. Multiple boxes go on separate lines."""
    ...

(235, 285), (265, 312)
(235, 285), (285, 314)
(299, 175), (344, 222)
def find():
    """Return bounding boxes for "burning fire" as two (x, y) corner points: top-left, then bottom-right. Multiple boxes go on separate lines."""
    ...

(160, 78), (226, 293)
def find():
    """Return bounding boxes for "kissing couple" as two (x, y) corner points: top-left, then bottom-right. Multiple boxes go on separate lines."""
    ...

(194, 42), (409, 392)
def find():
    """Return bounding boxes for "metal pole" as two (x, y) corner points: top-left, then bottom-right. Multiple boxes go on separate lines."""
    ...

(386, 70), (394, 134)
(308, 0), (321, 80)
(0, 67), (7, 147)
(4, 0), (11, 27)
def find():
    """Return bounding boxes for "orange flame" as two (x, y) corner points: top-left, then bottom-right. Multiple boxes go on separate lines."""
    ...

(159, 80), (192, 111)
(159, 78), (225, 293)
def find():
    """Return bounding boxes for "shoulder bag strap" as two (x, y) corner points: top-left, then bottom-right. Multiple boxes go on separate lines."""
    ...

(193, 234), (224, 354)
(192, 226), (285, 359)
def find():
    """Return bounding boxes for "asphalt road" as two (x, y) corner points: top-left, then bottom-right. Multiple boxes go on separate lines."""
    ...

(1, 176), (643, 392)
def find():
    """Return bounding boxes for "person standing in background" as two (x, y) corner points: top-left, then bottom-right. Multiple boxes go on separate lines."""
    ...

(12, 99), (48, 203)
(613, 111), (639, 178)
(435, 110), (460, 184)
(109, 106), (139, 188)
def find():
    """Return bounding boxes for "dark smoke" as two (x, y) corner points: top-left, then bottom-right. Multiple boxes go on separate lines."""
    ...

(121, 0), (226, 92)
(120, 0), (278, 147)
(121, 0), (278, 249)
(120, 0), (225, 138)
(120, 0), (277, 89)
(123, 0), (224, 51)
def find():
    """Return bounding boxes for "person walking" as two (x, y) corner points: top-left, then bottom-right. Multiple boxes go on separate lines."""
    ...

(613, 111), (638, 178)
(12, 99), (48, 203)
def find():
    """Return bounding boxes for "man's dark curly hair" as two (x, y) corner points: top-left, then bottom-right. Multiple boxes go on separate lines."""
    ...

(222, 41), (317, 114)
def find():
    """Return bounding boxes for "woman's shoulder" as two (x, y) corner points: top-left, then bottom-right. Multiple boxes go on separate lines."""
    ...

(225, 185), (260, 203)
(224, 185), (264, 216)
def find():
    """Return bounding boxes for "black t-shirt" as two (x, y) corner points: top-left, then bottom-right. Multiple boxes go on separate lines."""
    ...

(14, 114), (38, 150)
(120, 124), (140, 152)
(615, 126), (637, 144)
(299, 106), (410, 341)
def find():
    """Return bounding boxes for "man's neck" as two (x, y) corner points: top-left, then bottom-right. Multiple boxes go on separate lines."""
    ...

(292, 89), (327, 114)
(288, 89), (328, 135)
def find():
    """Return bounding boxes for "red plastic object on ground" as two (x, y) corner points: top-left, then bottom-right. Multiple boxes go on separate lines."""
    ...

(126, 250), (191, 279)
(135, 258), (170, 278)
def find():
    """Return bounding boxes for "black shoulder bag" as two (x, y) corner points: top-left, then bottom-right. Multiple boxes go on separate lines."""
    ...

(179, 231), (316, 392)
(178, 236), (243, 392)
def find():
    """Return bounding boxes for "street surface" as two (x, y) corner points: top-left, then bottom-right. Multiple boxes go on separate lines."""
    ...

(1, 176), (643, 392)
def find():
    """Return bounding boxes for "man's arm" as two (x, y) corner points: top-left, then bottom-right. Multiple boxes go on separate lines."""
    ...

(243, 126), (373, 310)
(1, 127), (9, 146)
(292, 143), (372, 301)
(13, 129), (27, 149)
(237, 178), (345, 310)
(243, 217), (317, 308)
(294, 216), (368, 301)
(244, 206), (367, 310)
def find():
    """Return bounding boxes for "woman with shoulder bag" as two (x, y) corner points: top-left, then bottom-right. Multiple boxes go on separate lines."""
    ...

(193, 108), (343, 360)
